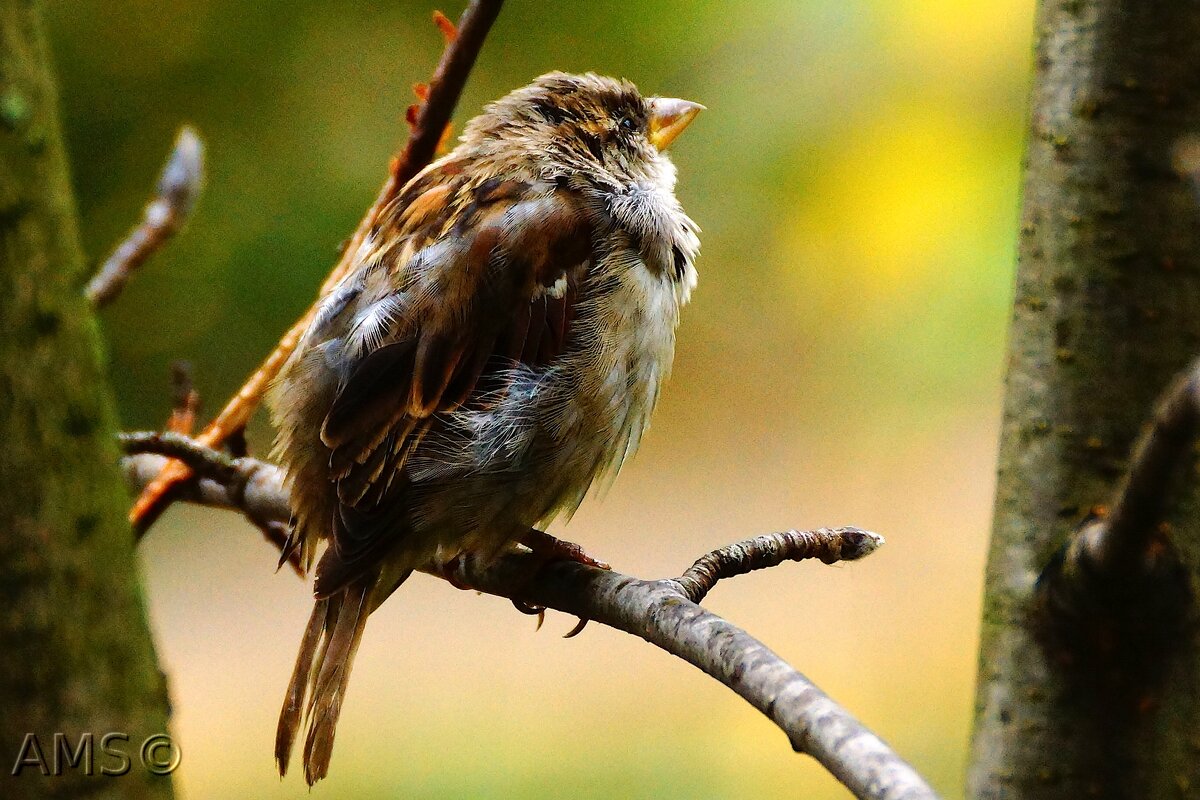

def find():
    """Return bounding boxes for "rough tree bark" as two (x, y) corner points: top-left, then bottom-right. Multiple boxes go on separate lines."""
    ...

(0, 2), (173, 798)
(969, 1), (1200, 798)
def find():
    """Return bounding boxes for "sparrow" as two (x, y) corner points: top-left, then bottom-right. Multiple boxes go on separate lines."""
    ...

(268, 71), (703, 784)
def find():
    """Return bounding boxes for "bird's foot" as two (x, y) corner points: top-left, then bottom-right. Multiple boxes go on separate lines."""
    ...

(510, 529), (608, 637)
(517, 528), (611, 570)
(435, 552), (476, 590)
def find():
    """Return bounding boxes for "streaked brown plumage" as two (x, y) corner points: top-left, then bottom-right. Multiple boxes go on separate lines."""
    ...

(268, 72), (702, 784)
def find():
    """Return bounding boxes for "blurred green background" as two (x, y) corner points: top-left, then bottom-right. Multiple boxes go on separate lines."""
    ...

(42, 0), (1033, 797)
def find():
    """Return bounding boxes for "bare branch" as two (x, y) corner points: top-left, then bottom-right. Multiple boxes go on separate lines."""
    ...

(452, 555), (936, 800)
(119, 434), (300, 574)
(119, 430), (240, 482)
(85, 126), (204, 308)
(676, 527), (884, 604)
(393, 1), (503, 187)
(118, 437), (935, 800)
(129, 0), (505, 534)
(121, 451), (289, 525)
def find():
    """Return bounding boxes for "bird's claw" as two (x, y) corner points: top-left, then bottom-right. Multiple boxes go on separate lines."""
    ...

(563, 618), (590, 638)
(512, 597), (547, 630)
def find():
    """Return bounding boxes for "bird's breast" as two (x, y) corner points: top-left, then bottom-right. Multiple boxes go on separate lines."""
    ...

(535, 250), (686, 497)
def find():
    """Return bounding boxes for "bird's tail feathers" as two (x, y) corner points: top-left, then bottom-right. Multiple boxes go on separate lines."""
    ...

(275, 577), (373, 786)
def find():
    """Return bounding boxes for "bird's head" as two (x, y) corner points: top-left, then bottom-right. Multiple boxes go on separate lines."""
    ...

(461, 72), (704, 185)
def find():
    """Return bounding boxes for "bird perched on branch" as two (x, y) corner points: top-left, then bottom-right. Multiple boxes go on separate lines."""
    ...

(268, 71), (703, 784)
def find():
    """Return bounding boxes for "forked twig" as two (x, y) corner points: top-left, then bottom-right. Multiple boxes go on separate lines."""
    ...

(116, 433), (935, 800)
(118, 433), (300, 574)
(128, 0), (505, 534)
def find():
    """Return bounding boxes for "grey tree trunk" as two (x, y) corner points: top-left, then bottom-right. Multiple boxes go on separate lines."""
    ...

(969, 1), (1200, 798)
(0, 2), (174, 798)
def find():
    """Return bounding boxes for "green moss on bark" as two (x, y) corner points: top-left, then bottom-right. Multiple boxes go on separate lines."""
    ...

(0, 3), (172, 798)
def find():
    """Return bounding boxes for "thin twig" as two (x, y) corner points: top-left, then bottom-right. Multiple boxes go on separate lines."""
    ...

(128, 0), (505, 534)
(1069, 358), (1200, 577)
(676, 527), (885, 604)
(119, 433), (301, 574)
(86, 126), (204, 308)
(118, 431), (241, 483)
(393, 1), (503, 187)
(121, 452), (289, 530)
(117, 437), (934, 800)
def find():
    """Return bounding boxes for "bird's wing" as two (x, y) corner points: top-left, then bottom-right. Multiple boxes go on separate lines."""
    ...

(313, 161), (593, 594)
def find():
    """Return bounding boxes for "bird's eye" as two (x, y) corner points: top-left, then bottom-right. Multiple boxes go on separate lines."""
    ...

(619, 116), (637, 133)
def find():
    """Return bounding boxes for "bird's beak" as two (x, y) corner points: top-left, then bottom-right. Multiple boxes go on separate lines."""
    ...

(648, 98), (705, 151)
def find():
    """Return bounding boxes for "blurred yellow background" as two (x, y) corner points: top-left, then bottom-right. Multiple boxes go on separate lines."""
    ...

(43, 0), (1034, 796)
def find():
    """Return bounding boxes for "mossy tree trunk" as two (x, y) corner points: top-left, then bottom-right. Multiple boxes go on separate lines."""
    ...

(0, 2), (173, 798)
(969, 1), (1200, 798)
